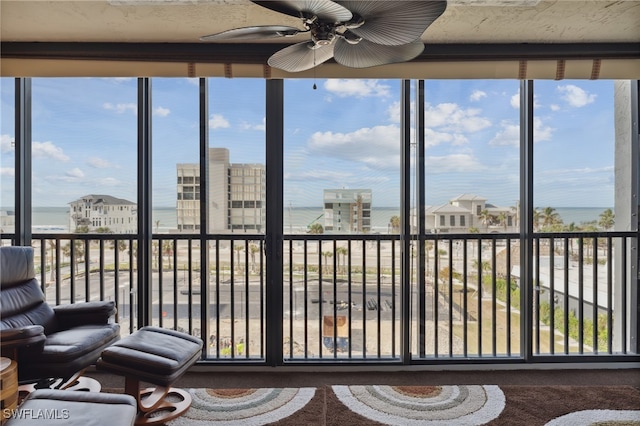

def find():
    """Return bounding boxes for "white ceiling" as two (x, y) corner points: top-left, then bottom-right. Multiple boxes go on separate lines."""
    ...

(1, 0), (639, 78)
(2, 0), (639, 43)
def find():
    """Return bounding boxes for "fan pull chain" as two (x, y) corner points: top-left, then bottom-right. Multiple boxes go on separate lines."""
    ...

(313, 49), (317, 90)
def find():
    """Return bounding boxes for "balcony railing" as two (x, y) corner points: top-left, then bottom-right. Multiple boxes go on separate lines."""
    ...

(2, 229), (636, 364)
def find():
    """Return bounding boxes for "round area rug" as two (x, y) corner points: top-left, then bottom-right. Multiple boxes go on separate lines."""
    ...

(332, 384), (505, 426)
(167, 387), (316, 426)
(545, 409), (640, 425)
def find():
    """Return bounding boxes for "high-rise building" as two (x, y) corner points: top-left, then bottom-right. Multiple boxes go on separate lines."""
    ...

(323, 189), (372, 233)
(68, 194), (136, 233)
(176, 148), (265, 233)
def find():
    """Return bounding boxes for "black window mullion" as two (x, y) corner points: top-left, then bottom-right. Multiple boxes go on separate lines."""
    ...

(265, 79), (284, 366)
(199, 78), (210, 359)
(400, 80), (412, 363)
(14, 78), (32, 247)
(520, 79), (535, 361)
(137, 77), (153, 328)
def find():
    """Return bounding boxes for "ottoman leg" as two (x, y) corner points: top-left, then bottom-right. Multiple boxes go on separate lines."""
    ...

(17, 369), (101, 401)
(124, 377), (192, 426)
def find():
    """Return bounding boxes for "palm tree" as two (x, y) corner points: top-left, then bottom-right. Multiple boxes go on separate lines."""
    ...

(308, 223), (323, 234)
(564, 222), (580, 256)
(234, 243), (244, 272)
(249, 243), (260, 273)
(47, 239), (56, 283)
(497, 211), (508, 232)
(533, 208), (542, 231)
(598, 208), (615, 230)
(162, 240), (173, 269)
(541, 207), (561, 229)
(119, 240), (128, 266)
(478, 209), (492, 231)
(62, 240), (84, 279)
(336, 246), (348, 274)
(322, 251), (333, 274)
(152, 241), (159, 269)
(511, 202), (520, 228)
(389, 215), (400, 234)
(425, 241), (434, 278)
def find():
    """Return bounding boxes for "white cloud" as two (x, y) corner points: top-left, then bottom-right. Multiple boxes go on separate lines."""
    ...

(63, 168), (85, 181)
(241, 117), (266, 131)
(426, 103), (492, 133)
(534, 117), (554, 141)
(510, 93), (519, 109)
(103, 77), (134, 83)
(87, 157), (114, 169)
(386, 101), (402, 123)
(426, 154), (484, 173)
(324, 79), (391, 98)
(98, 177), (123, 186)
(425, 128), (468, 147)
(33, 141), (70, 161)
(470, 90), (487, 101)
(489, 121), (519, 146)
(550, 104), (561, 111)
(103, 102), (137, 114)
(489, 117), (554, 146)
(307, 124), (400, 170)
(153, 106), (171, 117)
(285, 170), (353, 182)
(542, 165), (614, 176)
(557, 84), (596, 107)
(209, 114), (230, 129)
(1, 167), (14, 177)
(1, 134), (14, 153)
(510, 91), (541, 109)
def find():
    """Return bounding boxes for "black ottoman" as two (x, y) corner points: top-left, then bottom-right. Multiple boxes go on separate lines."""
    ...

(4, 389), (137, 426)
(96, 326), (203, 426)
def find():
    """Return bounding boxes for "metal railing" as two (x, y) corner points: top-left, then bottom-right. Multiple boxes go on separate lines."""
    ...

(2, 229), (636, 364)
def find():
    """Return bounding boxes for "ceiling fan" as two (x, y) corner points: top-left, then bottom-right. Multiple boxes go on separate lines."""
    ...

(200, 1), (448, 72)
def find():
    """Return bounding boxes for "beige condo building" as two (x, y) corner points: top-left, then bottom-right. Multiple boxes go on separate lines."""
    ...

(176, 148), (265, 233)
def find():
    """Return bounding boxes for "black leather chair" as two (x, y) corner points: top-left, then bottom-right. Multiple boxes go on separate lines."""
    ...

(0, 246), (120, 391)
(4, 389), (137, 426)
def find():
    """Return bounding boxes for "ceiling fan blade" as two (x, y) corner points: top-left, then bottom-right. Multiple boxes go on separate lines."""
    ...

(251, 1), (352, 22)
(336, 1), (447, 46)
(333, 38), (424, 68)
(200, 26), (301, 42)
(268, 41), (335, 72)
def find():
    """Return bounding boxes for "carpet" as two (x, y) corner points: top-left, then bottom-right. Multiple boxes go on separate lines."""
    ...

(164, 385), (640, 425)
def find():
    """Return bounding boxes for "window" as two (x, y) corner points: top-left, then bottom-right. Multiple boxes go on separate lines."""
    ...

(284, 79), (400, 235)
(31, 78), (137, 234)
(1, 78), (15, 238)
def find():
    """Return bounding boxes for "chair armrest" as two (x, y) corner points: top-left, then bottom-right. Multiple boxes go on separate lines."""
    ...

(53, 301), (116, 328)
(0, 325), (45, 351)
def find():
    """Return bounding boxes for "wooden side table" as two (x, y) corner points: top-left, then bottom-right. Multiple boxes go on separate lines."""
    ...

(0, 357), (18, 424)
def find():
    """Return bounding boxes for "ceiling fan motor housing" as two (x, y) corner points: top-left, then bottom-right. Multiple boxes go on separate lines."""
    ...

(310, 21), (337, 46)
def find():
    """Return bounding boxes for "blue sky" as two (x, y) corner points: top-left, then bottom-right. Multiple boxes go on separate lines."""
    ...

(1, 77), (614, 209)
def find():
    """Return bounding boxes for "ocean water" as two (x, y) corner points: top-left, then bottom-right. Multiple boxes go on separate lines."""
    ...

(28, 206), (610, 233)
